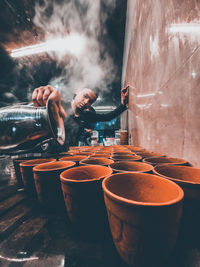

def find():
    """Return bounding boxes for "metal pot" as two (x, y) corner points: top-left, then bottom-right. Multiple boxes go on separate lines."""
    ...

(0, 99), (65, 154)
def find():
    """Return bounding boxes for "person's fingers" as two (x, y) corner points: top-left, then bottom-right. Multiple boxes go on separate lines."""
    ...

(36, 87), (48, 106)
(43, 87), (53, 105)
(32, 88), (40, 106)
(32, 85), (55, 106)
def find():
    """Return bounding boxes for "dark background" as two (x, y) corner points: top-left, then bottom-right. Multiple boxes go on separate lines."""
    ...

(0, 0), (127, 107)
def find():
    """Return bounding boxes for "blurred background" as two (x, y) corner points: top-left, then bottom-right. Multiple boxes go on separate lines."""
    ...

(0, 0), (127, 106)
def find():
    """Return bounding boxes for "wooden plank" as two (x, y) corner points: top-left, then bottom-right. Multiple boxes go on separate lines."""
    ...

(0, 216), (48, 258)
(0, 193), (26, 216)
(0, 185), (19, 201)
(0, 203), (32, 240)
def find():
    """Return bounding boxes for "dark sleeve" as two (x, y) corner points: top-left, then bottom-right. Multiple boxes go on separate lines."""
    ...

(84, 104), (127, 123)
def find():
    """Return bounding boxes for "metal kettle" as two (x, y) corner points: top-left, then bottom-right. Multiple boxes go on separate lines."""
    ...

(0, 99), (65, 155)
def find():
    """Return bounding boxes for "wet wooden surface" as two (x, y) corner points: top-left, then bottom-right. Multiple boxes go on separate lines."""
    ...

(1, 167), (200, 267)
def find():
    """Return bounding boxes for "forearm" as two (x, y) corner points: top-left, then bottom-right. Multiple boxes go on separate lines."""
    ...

(89, 104), (127, 122)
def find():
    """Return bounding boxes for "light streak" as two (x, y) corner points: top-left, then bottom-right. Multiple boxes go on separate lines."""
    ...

(11, 33), (86, 58)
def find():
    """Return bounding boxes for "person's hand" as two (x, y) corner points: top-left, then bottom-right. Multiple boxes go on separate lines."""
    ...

(32, 85), (67, 118)
(121, 85), (129, 106)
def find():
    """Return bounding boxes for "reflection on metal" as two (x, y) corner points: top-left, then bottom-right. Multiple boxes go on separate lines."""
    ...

(0, 100), (65, 154)
(10, 33), (86, 58)
(0, 255), (39, 262)
(93, 106), (117, 111)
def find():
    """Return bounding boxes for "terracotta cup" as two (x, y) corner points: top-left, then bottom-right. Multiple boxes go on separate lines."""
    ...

(109, 161), (154, 173)
(102, 172), (184, 267)
(153, 165), (200, 241)
(89, 154), (111, 158)
(112, 155), (142, 162)
(33, 161), (76, 211)
(60, 165), (112, 231)
(143, 156), (189, 166)
(20, 158), (56, 198)
(153, 165), (200, 200)
(112, 152), (135, 156)
(124, 146), (145, 152)
(79, 157), (114, 166)
(59, 155), (88, 166)
(136, 151), (165, 158)
(13, 156), (42, 188)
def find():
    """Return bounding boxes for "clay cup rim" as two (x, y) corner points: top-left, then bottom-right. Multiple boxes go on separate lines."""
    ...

(102, 172), (184, 207)
(60, 165), (113, 183)
(153, 165), (200, 185)
(109, 161), (153, 173)
(33, 160), (76, 172)
(143, 156), (187, 165)
(80, 158), (114, 166)
(20, 158), (56, 167)
(59, 155), (88, 161)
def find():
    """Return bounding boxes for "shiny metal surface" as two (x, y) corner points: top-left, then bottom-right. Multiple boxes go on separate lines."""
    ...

(0, 100), (65, 154)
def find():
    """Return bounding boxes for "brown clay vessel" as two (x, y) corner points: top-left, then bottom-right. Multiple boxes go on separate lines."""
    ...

(13, 156), (41, 188)
(112, 155), (142, 162)
(60, 165), (112, 231)
(153, 165), (200, 200)
(33, 160), (76, 211)
(109, 161), (153, 173)
(102, 172), (184, 267)
(79, 157), (114, 166)
(20, 158), (56, 198)
(143, 156), (188, 166)
(59, 155), (88, 166)
(136, 151), (165, 158)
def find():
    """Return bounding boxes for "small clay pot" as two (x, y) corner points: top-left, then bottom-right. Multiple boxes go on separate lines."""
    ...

(99, 147), (113, 152)
(143, 156), (188, 166)
(112, 155), (142, 162)
(153, 165), (200, 241)
(77, 152), (93, 156)
(58, 152), (74, 157)
(102, 172), (184, 267)
(136, 151), (165, 158)
(33, 161), (76, 211)
(109, 161), (153, 173)
(13, 156), (42, 188)
(113, 151), (135, 157)
(153, 165), (200, 200)
(59, 155), (88, 166)
(20, 158), (56, 198)
(89, 153), (111, 159)
(79, 157), (114, 166)
(60, 165), (112, 231)
(124, 145), (145, 152)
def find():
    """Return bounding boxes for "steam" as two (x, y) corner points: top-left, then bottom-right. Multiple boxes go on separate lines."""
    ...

(33, 0), (117, 100)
